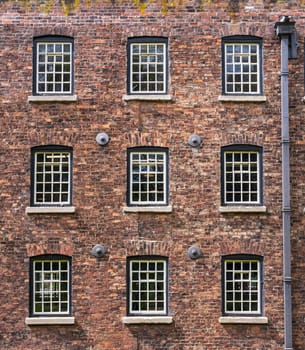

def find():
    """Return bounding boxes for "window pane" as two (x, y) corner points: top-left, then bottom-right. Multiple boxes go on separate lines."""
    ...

(34, 150), (71, 205)
(130, 41), (166, 93)
(129, 150), (167, 205)
(35, 40), (72, 94)
(32, 257), (70, 315)
(224, 258), (261, 314)
(129, 259), (166, 314)
(225, 42), (260, 94)
(223, 150), (260, 205)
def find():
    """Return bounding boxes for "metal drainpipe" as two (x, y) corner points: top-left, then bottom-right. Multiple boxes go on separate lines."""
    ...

(275, 16), (297, 350)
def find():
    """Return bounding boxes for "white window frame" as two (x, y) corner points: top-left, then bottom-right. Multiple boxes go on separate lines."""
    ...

(128, 148), (168, 206)
(30, 256), (71, 316)
(34, 37), (73, 95)
(222, 36), (263, 96)
(128, 257), (168, 316)
(222, 146), (262, 206)
(31, 146), (72, 207)
(128, 38), (168, 95)
(223, 256), (263, 316)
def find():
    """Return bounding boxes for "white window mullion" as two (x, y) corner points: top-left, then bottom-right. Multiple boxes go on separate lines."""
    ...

(42, 156), (46, 203)
(256, 152), (261, 203)
(256, 261), (261, 313)
(163, 155), (167, 204)
(232, 154), (236, 202)
(41, 265), (45, 313)
(51, 155), (54, 204)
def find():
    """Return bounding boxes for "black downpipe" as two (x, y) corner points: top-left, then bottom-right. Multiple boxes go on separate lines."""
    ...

(275, 16), (297, 350)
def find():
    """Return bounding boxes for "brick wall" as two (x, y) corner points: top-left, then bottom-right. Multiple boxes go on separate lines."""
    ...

(1, 1), (305, 349)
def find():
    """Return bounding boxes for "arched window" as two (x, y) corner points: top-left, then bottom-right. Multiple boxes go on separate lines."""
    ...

(30, 145), (73, 206)
(127, 147), (169, 206)
(126, 256), (169, 316)
(221, 144), (263, 206)
(29, 254), (72, 316)
(33, 35), (74, 95)
(222, 254), (264, 316)
(127, 37), (168, 94)
(221, 35), (263, 95)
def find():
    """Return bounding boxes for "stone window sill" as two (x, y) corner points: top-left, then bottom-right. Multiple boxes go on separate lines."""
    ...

(26, 206), (76, 214)
(28, 95), (77, 102)
(218, 95), (267, 102)
(219, 206), (266, 213)
(123, 94), (172, 102)
(219, 316), (268, 324)
(122, 316), (173, 324)
(123, 205), (172, 213)
(25, 317), (75, 325)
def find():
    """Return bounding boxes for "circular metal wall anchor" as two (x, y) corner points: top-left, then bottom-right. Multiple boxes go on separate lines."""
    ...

(188, 134), (201, 147)
(91, 244), (107, 258)
(96, 132), (109, 146)
(187, 245), (202, 260)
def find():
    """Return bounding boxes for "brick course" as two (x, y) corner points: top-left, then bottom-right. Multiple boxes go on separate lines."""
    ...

(1, 0), (305, 349)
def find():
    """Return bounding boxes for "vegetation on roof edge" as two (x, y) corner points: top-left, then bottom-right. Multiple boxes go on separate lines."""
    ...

(1, 0), (305, 16)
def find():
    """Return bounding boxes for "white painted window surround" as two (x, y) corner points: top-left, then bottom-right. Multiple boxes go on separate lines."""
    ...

(31, 258), (71, 316)
(129, 42), (166, 94)
(35, 41), (73, 95)
(224, 42), (260, 95)
(128, 258), (167, 315)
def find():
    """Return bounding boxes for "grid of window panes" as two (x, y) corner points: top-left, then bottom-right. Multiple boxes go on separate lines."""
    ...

(224, 259), (260, 314)
(130, 43), (166, 93)
(225, 43), (260, 94)
(224, 151), (259, 204)
(34, 151), (71, 205)
(130, 151), (166, 205)
(129, 259), (167, 314)
(33, 259), (70, 315)
(36, 42), (72, 94)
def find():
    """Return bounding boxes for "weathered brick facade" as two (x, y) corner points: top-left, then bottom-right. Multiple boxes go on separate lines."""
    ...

(1, 0), (305, 349)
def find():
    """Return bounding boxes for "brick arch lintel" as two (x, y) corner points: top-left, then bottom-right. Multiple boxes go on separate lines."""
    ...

(125, 240), (172, 257)
(27, 129), (79, 148)
(33, 27), (75, 38)
(219, 132), (265, 148)
(125, 30), (170, 40)
(124, 131), (171, 148)
(219, 237), (265, 257)
(26, 241), (74, 257)
(221, 22), (272, 38)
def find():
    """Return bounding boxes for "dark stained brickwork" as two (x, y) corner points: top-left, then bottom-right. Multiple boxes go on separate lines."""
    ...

(1, 1), (305, 349)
